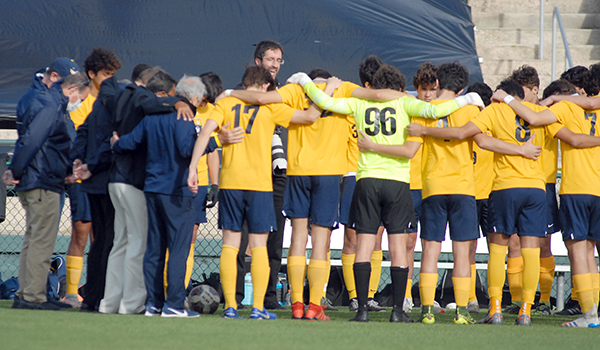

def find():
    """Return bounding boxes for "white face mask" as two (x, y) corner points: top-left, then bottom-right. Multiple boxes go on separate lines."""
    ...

(66, 99), (82, 112)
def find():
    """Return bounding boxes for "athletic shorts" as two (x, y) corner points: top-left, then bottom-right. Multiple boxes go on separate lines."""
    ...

(476, 198), (488, 237)
(218, 189), (276, 233)
(409, 189), (422, 233)
(339, 175), (356, 225)
(487, 188), (546, 237)
(67, 182), (92, 222)
(282, 175), (341, 229)
(348, 178), (415, 234)
(546, 183), (561, 234)
(420, 194), (478, 242)
(559, 194), (600, 241)
(193, 186), (208, 224)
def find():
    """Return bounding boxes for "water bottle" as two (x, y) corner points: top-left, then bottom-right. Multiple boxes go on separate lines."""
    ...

(277, 273), (287, 305)
(242, 273), (253, 306)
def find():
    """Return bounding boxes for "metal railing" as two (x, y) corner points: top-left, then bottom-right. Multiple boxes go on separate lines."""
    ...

(541, 3), (574, 80)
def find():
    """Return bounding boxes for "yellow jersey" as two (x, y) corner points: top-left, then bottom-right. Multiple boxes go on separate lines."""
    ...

(543, 135), (559, 184)
(194, 103), (215, 187)
(409, 147), (423, 190)
(346, 115), (359, 174)
(473, 133), (494, 200)
(70, 94), (96, 130)
(209, 97), (295, 191)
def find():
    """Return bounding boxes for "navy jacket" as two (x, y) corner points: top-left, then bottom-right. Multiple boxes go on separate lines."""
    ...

(113, 100), (217, 197)
(16, 68), (49, 136)
(10, 83), (71, 193)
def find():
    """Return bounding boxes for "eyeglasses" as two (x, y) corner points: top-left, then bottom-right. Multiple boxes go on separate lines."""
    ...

(262, 57), (285, 65)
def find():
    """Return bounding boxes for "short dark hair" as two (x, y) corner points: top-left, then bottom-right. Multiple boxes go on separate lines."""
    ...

(146, 70), (177, 94)
(199, 72), (223, 104)
(242, 66), (275, 90)
(437, 61), (469, 93)
(372, 64), (406, 91)
(412, 61), (438, 90)
(496, 78), (525, 99)
(138, 66), (163, 86)
(131, 63), (152, 83)
(542, 79), (576, 99)
(308, 68), (332, 80)
(585, 63), (600, 96)
(358, 55), (384, 86)
(511, 65), (540, 89)
(560, 66), (590, 89)
(466, 82), (493, 107)
(83, 48), (122, 78)
(254, 40), (284, 61)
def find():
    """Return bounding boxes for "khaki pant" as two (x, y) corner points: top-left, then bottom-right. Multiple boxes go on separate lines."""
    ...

(17, 189), (61, 303)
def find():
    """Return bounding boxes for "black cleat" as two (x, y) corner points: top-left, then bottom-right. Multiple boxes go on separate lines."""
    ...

(350, 310), (369, 322)
(390, 309), (415, 323)
(264, 300), (287, 310)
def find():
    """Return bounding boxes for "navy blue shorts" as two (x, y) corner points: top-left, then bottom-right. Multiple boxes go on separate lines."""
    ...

(193, 186), (208, 224)
(420, 194), (478, 242)
(348, 178), (414, 234)
(219, 189), (276, 233)
(283, 175), (341, 229)
(339, 176), (356, 225)
(546, 183), (561, 234)
(67, 182), (92, 222)
(559, 194), (600, 241)
(487, 188), (546, 237)
(476, 199), (488, 237)
(409, 189), (422, 233)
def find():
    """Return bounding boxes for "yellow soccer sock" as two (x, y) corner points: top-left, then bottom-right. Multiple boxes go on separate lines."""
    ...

(251, 247), (270, 311)
(307, 259), (327, 305)
(220, 245), (239, 310)
(487, 243), (508, 304)
(468, 264), (477, 303)
(573, 273), (595, 314)
(592, 273), (600, 306)
(341, 253), (357, 299)
(539, 256), (555, 303)
(507, 256), (524, 303)
(322, 251), (331, 300)
(405, 278), (413, 300)
(571, 287), (579, 301)
(521, 248), (540, 307)
(419, 273), (438, 306)
(184, 243), (195, 289)
(288, 256), (307, 304)
(66, 255), (83, 295)
(453, 277), (471, 308)
(369, 250), (383, 298)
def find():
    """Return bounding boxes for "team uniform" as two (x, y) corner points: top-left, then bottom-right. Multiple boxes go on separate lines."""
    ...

(412, 101), (479, 324)
(209, 96), (295, 317)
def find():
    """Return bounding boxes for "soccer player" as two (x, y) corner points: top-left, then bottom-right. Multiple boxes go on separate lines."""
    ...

(493, 79), (600, 327)
(288, 64), (486, 323)
(560, 66), (591, 97)
(188, 66), (322, 320)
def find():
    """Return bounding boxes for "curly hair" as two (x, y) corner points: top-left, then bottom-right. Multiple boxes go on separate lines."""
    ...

(412, 61), (438, 90)
(83, 47), (122, 78)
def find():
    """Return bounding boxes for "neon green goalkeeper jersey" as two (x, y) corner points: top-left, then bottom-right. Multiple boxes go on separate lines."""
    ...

(304, 81), (462, 183)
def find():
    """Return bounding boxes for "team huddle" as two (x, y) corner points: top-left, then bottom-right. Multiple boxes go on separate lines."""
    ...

(6, 39), (600, 328)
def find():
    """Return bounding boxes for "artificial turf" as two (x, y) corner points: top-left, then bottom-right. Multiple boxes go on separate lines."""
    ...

(0, 300), (598, 350)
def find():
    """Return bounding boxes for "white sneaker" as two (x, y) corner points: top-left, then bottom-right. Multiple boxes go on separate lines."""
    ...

(402, 298), (414, 313)
(562, 305), (600, 328)
(433, 300), (442, 313)
(467, 300), (480, 313)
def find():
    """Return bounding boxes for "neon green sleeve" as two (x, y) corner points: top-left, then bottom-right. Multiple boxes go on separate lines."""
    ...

(401, 97), (461, 119)
(303, 81), (354, 115)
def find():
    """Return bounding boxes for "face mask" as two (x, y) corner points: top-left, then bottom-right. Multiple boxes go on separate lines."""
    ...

(66, 99), (82, 112)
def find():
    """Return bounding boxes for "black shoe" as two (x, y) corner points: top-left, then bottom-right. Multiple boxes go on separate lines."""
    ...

(79, 303), (97, 313)
(390, 309), (415, 323)
(12, 298), (22, 309)
(38, 301), (61, 311)
(350, 310), (369, 322)
(237, 304), (247, 310)
(556, 299), (582, 316)
(503, 302), (521, 315)
(264, 300), (286, 310)
(47, 299), (73, 309)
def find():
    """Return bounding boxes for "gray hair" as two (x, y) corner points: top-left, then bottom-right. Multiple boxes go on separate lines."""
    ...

(175, 75), (206, 101)
(61, 72), (89, 89)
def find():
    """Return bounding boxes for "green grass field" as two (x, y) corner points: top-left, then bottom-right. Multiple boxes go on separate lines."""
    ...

(1, 300), (599, 350)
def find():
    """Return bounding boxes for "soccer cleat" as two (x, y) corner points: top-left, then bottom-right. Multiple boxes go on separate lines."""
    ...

(62, 294), (82, 308)
(250, 307), (277, 320)
(321, 297), (339, 311)
(403, 298), (414, 313)
(556, 298), (582, 316)
(367, 299), (387, 312)
(47, 299), (73, 309)
(532, 301), (552, 316)
(390, 309), (414, 323)
(420, 305), (435, 324)
(562, 305), (600, 328)
(144, 305), (162, 317)
(478, 312), (504, 325)
(515, 313), (532, 326)
(454, 311), (476, 325)
(291, 302), (305, 320)
(161, 307), (200, 318)
(349, 310), (369, 322)
(432, 300), (443, 313)
(467, 300), (479, 314)
(503, 302), (522, 315)
(222, 307), (243, 319)
(349, 298), (359, 312)
(303, 302), (330, 321)
(264, 300), (286, 310)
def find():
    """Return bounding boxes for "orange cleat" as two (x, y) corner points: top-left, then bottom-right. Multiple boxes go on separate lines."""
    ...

(291, 302), (305, 320)
(303, 302), (330, 321)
